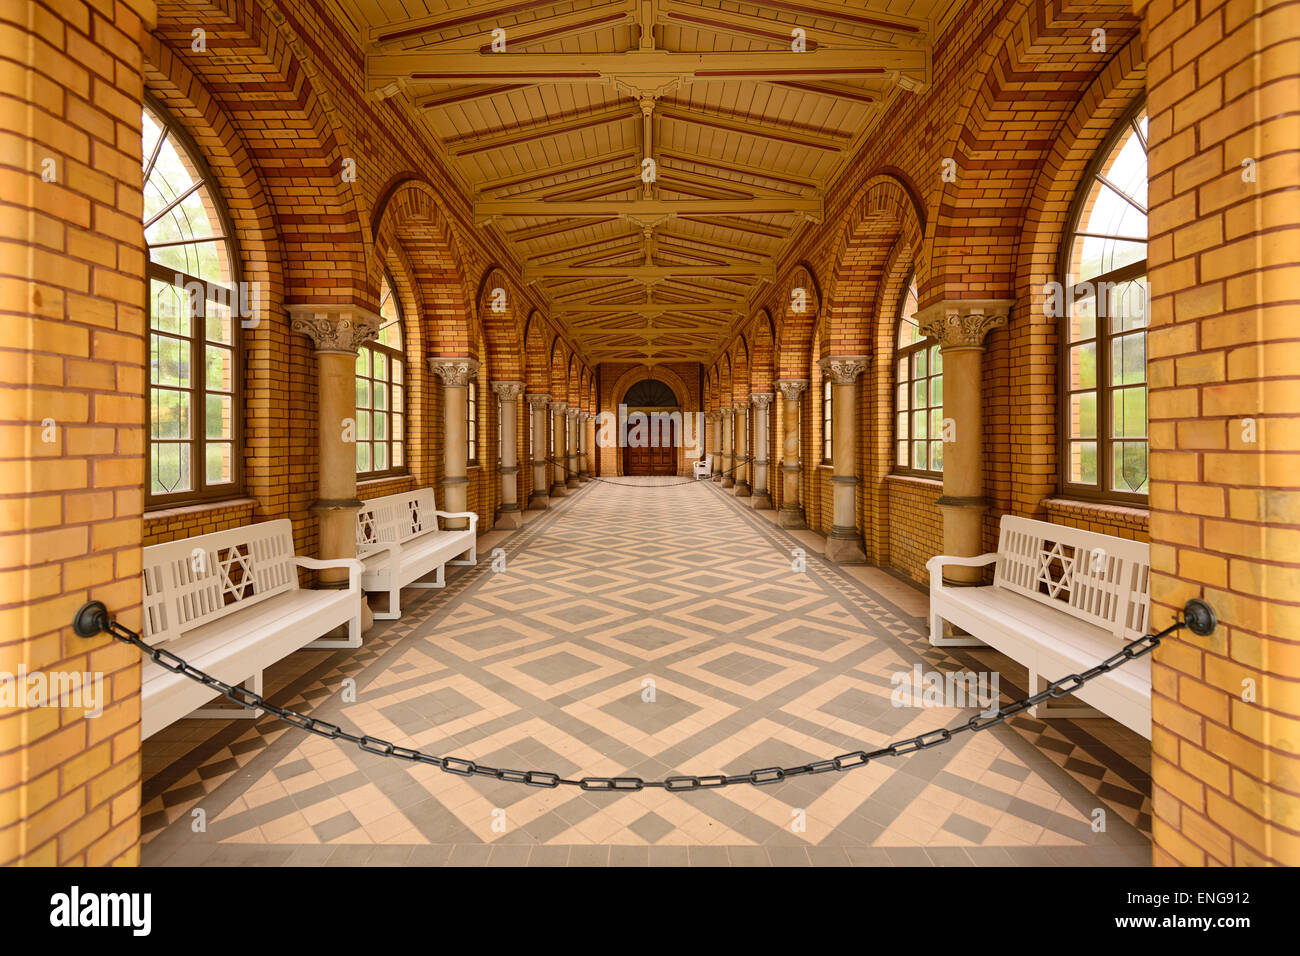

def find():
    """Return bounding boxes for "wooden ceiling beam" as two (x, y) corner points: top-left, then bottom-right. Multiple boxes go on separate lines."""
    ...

(367, 48), (929, 91)
(476, 149), (639, 195)
(476, 197), (821, 221)
(369, 0), (592, 45)
(525, 263), (775, 282)
(552, 302), (745, 314)
(447, 104), (634, 156)
(657, 101), (848, 151)
(657, 150), (818, 191)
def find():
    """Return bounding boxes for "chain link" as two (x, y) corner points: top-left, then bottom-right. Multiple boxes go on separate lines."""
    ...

(97, 615), (1180, 792)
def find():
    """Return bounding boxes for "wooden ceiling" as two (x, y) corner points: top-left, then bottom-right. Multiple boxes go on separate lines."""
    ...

(333, 0), (954, 364)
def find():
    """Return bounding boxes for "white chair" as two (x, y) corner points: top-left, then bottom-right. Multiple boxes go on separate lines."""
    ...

(693, 455), (713, 479)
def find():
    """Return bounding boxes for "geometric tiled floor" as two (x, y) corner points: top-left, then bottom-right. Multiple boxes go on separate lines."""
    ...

(142, 478), (1152, 866)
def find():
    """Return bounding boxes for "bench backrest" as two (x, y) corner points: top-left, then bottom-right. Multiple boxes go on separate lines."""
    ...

(141, 519), (300, 644)
(357, 488), (439, 549)
(993, 516), (1150, 642)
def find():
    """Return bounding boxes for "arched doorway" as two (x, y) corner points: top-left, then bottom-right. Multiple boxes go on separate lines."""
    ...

(622, 379), (679, 476)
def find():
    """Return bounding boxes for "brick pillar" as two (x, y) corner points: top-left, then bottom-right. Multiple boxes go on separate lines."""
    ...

(1141, 0), (1300, 866)
(526, 393), (550, 509)
(751, 393), (774, 509)
(550, 402), (567, 495)
(777, 380), (808, 528)
(491, 381), (524, 529)
(710, 412), (723, 479)
(821, 356), (870, 564)
(430, 359), (478, 529)
(0, 0), (153, 866)
(918, 302), (1011, 584)
(565, 408), (581, 488)
(290, 307), (380, 587)
(733, 405), (751, 496)
(719, 407), (735, 487)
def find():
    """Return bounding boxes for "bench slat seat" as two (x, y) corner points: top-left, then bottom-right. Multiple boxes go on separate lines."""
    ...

(357, 488), (477, 619)
(927, 516), (1152, 738)
(140, 519), (363, 739)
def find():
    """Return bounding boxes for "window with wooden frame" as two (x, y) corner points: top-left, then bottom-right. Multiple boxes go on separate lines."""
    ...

(143, 99), (242, 506)
(821, 379), (832, 464)
(1059, 101), (1149, 503)
(467, 378), (479, 464)
(894, 277), (944, 476)
(356, 272), (405, 477)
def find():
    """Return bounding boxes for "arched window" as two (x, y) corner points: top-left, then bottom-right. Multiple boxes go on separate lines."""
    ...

(467, 377), (480, 465)
(143, 100), (242, 505)
(821, 379), (832, 464)
(1060, 103), (1148, 501)
(356, 272), (405, 477)
(895, 277), (943, 475)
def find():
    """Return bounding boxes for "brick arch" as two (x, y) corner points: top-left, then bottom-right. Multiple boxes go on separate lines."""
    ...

(522, 312), (551, 392)
(549, 337), (569, 400)
(372, 179), (473, 358)
(749, 311), (776, 392)
(1006, 35), (1146, 518)
(151, 2), (368, 305)
(775, 264), (821, 378)
(475, 266), (524, 381)
(826, 173), (927, 355)
(609, 364), (694, 477)
(731, 336), (750, 406)
(925, 0), (1141, 304)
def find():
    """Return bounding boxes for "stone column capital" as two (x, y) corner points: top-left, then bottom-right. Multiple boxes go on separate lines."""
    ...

(565, 407), (581, 420)
(819, 355), (871, 384)
(491, 380), (525, 401)
(429, 357), (480, 386)
(550, 401), (567, 413)
(526, 392), (552, 409)
(750, 392), (776, 409)
(288, 304), (381, 355)
(777, 379), (809, 400)
(915, 299), (1014, 350)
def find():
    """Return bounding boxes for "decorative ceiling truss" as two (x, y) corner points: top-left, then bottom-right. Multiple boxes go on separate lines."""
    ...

(343, 0), (943, 362)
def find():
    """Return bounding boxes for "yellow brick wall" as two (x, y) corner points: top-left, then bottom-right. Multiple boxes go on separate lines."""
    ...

(1143, 0), (1300, 866)
(0, 0), (156, 866)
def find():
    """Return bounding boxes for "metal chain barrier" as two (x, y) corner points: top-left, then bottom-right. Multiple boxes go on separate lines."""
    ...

(545, 455), (742, 487)
(72, 599), (1215, 792)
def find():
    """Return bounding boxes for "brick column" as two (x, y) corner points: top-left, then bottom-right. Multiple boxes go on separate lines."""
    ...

(491, 381), (524, 529)
(821, 356), (870, 564)
(1141, 0), (1300, 867)
(719, 407), (735, 487)
(291, 306), (381, 585)
(917, 302), (1011, 584)
(750, 393), (775, 509)
(579, 412), (592, 480)
(526, 393), (550, 509)
(0, 0), (153, 866)
(733, 405), (751, 496)
(710, 412), (723, 479)
(550, 402), (567, 496)
(565, 408), (581, 488)
(776, 380), (808, 528)
(430, 358), (479, 529)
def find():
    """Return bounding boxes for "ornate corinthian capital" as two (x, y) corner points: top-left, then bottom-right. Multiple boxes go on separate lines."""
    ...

(428, 357), (480, 386)
(526, 392), (551, 410)
(491, 381), (525, 401)
(566, 407), (581, 420)
(776, 379), (809, 401)
(819, 355), (871, 384)
(750, 392), (775, 409)
(288, 304), (381, 355)
(915, 299), (1014, 349)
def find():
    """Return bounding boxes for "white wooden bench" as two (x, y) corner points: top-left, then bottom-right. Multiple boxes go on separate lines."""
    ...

(356, 488), (478, 620)
(926, 515), (1152, 738)
(139, 519), (363, 739)
(694, 455), (713, 479)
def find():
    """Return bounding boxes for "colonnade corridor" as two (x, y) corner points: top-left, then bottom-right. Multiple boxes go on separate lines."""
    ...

(140, 479), (1149, 866)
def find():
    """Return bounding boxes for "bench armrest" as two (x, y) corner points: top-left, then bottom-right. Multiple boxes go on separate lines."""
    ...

(436, 511), (479, 533)
(293, 556), (364, 593)
(925, 552), (998, 591)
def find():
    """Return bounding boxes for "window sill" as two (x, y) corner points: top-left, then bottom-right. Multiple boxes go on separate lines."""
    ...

(144, 497), (258, 522)
(358, 474), (413, 491)
(1042, 497), (1150, 523)
(885, 473), (943, 490)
